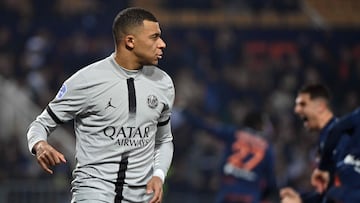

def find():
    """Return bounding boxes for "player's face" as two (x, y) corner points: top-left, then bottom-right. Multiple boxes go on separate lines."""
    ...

(133, 20), (166, 66)
(294, 93), (321, 131)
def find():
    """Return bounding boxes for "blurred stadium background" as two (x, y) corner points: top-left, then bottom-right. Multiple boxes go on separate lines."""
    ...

(0, 0), (359, 202)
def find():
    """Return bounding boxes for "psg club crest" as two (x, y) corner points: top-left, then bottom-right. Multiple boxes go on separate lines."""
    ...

(147, 95), (158, 109)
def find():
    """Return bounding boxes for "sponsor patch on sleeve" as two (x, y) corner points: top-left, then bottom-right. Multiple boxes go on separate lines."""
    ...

(56, 84), (67, 99)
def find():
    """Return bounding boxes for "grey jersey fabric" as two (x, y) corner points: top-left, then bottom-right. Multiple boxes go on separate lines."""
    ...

(27, 53), (175, 202)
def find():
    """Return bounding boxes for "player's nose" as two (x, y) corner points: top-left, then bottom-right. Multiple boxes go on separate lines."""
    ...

(294, 105), (301, 114)
(158, 38), (166, 49)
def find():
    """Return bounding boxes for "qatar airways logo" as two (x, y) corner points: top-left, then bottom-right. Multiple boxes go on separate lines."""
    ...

(103, 126), (151, 147)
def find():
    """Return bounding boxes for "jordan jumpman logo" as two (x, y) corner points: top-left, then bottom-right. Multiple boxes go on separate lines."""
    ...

(105, 98), (116, 109)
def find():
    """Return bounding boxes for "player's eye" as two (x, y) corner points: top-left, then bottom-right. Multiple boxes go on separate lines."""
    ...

(151, 33), (160, 39)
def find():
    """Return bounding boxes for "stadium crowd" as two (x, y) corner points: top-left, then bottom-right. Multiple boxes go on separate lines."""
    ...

(0, 0), (359, 202)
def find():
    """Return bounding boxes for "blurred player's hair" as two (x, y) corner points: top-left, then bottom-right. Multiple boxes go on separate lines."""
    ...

(298, 83), (332, 108)
(243, 110), (274, 138)
(243, 111), (264, 131)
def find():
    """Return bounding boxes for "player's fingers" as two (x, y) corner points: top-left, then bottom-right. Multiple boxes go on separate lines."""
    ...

(37, 152), (54, 173)
(36, 145), (55, 165)
(158, 189), (163, 203)
(311, 175), (328, 193)
(147, 182), (162, 203)
(311, 172), (321, 185)
(149, 189), (161, 203)
(44, 149), (60, 166)
(320, 181), (328, 193)
(37, 151), (51, 166)
(58, 153), (67, 163)
(38, 159), (53, 174)
(52, 151), (65, 165)
(312, 179), (325, 193)
(44, 152), (57, 166)
(281, 197), (297, 203)
(48, 148), (66, 165)
(314, 184), (322, 193)
(280, 187), (296, 198)
(146, 186), (153, 195)
(44, 166), (54, 174)
(147, 186), (156, 203)
(279, 188), (289, 197)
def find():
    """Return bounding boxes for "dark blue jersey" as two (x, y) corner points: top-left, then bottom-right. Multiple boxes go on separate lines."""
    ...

(184, 111), (277, 203)
(320, 108), (360, 169)
(318, 117), (338, 175)
(318, 108), (360, 203)
(300, 117), (338, 203)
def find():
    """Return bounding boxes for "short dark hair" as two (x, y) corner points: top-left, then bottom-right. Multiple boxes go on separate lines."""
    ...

(298, 83), (331, 102)
(112, 7), (158, 45)
(243, 111), (264, 131)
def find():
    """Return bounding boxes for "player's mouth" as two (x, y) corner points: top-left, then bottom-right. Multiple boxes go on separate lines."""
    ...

(301, 116), (308, 122)
(297, 115), (308, 123)
(301, 116), (310, 128)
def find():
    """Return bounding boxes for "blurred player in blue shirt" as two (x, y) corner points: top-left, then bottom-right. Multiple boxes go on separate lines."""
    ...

(313, 107), (360, 203)
(183, 110), (278, 203)
(281, 84), (360, 203)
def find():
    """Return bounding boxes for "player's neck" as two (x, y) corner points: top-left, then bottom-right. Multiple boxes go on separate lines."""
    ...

(114, 51), (142, 70)
(318, 111), (334, 130)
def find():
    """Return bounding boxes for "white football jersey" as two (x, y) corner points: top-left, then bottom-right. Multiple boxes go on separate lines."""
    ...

(27, 53), (175, 202)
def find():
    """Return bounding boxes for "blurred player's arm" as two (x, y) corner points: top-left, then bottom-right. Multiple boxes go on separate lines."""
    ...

(319, 107), (360, 171)
(182, 109), (236, 141)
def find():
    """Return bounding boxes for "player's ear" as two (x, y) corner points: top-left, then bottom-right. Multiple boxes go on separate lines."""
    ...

(317, 99), (327, 112)
(125, 35), (135, 49)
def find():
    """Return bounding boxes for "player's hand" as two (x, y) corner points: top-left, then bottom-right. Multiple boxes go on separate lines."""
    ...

(280, 187), (302, 203)
(33, 140), (66, 174)
(311, 168), (329, 193)
(146, 176), (163, 203)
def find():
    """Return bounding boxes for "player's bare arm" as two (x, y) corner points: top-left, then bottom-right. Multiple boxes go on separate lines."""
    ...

(33, 140), (66, 174)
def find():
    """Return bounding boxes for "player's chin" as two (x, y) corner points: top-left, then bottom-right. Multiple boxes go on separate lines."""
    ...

(151, 59), (159, 65)
(303, 122), (310, 129)
(143, 60), (158, 66)
(305, 122), (316, 131)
